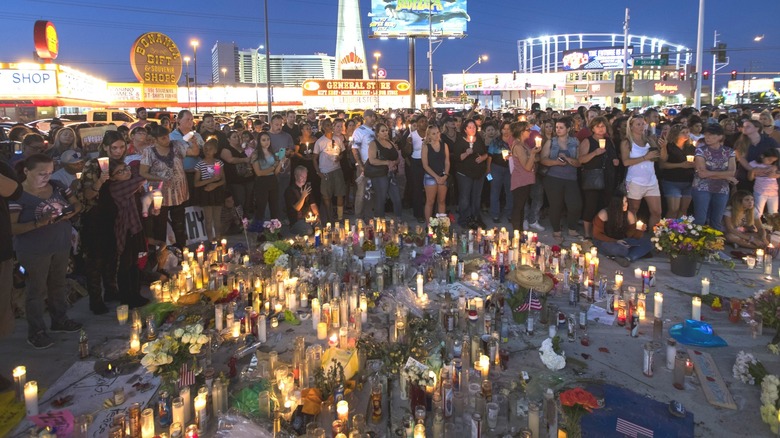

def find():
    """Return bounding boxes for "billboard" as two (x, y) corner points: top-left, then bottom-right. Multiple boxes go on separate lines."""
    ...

(562, 46), (634, 71)
(301, 79), (412, 97)
(368, 0), (468, 38)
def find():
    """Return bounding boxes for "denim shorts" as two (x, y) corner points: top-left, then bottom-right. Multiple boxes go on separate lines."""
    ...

(424, 174), (438, 186)
(661, 179), (692, 198)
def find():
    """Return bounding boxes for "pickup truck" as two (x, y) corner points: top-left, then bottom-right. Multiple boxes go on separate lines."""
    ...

(65, 110), (137, 126)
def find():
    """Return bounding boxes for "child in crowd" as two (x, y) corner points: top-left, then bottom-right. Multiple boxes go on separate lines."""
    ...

(748, 148), (780, 218)
(193, 138), (226, 241)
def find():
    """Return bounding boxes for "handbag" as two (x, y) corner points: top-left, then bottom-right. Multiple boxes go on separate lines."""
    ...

(235, 162), (254, 178)
(581, 154), (606, 191)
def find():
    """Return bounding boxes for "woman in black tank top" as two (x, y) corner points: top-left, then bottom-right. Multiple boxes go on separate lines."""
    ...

(421, 125), (450, 222)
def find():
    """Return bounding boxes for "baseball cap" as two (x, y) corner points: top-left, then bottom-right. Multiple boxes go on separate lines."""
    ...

(60, 149), (84, 164)
(702, 124), (724, 136)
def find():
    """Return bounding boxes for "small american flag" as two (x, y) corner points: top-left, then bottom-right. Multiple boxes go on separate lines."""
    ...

(616, 417), (654, 438)
(179, 363), (195, 388)
(515, 290), (542, 312)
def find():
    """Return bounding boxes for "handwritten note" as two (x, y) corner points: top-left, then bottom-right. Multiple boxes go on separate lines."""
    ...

(30, 410), (74, 437)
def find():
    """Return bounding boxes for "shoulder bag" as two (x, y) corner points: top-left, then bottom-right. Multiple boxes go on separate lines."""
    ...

(581, 153), (606, 191)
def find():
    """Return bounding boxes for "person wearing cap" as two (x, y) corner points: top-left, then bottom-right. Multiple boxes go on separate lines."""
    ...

(691, 124), (737, 231)
(51, 149), (85, 189)
(129, 107), (149, 129)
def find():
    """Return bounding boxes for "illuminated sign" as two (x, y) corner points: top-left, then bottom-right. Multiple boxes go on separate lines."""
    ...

(301, 79), (412, 96)
(130, 32), (183, 85)
(143, 85), (178, 102)
(0, 66), (58, 97)
(369, 0), (468, 38)
(33, 21), (59, 60)
(107, 83), (143, 103)
(653, 82), (679, 93)
(562, 46), (634, 71)
(57, 66), (108, 101)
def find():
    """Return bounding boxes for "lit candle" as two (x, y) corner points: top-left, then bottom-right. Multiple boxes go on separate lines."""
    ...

(336, 400), (349, 423)
(648, 266), (656, 286)
(172, 397), (184, 428)
(152, 191), (163, 210)
(185, 425), (199, 438)
(360, 294), (368, 323)
(686, 155), (694, 163)
(654, 292), (663, 319)
(311, 298), (321, 329)
(130, 332), (141, 354)
(479, 354), (490, 379)
(534, 136), (542, 148)
(328, 333), (339, 349)
(598, 138), (606, 149)
(24, 380), (38, 417)
(416, 273), (424, 300)
(117, 304), (129, 325)
(414, 424), (426, 438)
(317, 322), (328, 340)
(274, 302), (283, 314)
(75, 172), (82, 179)
(615, 272), (623, 289)
(98, 157), (109, 172)
(339, 327), (349, 349)
(13, 366), (25, 403)
(634, 267), (642, 279)
(701, 278), (710, 296)
(635, 220), (644, 231)
(194, 393), (208, 431)
(141, 408), (155, 438)
(232, 320), (241, 338)
(692, 297), (702, 321)
(180, 386), (191, 424)
(257, 314), (267, 343)
(470, 272), (479, 282)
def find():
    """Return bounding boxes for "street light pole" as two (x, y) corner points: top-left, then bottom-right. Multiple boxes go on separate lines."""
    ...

(621, 8), (629, 112)
(694, 0), (705, 109)
(461, 55), (488, 98)
(373, 52), (381, 109)
(191, 39), (199, 113)
(264, 0), (272, 118)
(184, 56), (191, 108)
(428, 0), (434, 109)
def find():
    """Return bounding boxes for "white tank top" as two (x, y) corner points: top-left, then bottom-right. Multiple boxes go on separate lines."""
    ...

(411, 130), (424, 159)
(626, 140), (657, 186)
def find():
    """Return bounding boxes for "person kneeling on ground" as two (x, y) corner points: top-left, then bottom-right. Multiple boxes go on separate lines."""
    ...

(723, 190), (770, 250)
(285, 165), (320, 236)
(592, 193), (653, 267)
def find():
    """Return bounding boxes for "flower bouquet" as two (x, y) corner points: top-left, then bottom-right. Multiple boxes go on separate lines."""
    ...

(761, 375), (780, 433)
(652, 216), (729, 275)
(262, 240), (291, 266)
(140, 323), (208, 382)
(559, 387), (600, 438)
(539, 336), (566, 371)
(428, 214), (451, 245)
(749, 287), (780, 344)
(263, 219), (282, 242)
(733, 350), (768, 385)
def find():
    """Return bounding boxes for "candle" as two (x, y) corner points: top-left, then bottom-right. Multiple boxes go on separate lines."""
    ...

(701, 277), (710, 296)
(336, 400), (349, 423)
(311, 298), (321, 329)
(328, 333), (339, 349)
(213, 162), (222, 176)
(360, 294), (368, 324)
(648, 266), (656, 286)
(13, 366), (26, 403)
(635, 220), (644, 231)
(416, 273), (424, 300)
(317, 322), (328, 340)
(479, 354), (490, 379)
(194, 393), (208, 431)
(414, 424), (426, 438)
(686, 155), (694, 163)
(98, 157), (109, 172)
(598, 138), (606, 149)
(232, 320), (241, 338)
(185, 425), (199, 438)
(141, 408), (155, 438)
(274, 302), (283, 314)
(117, 304), (129, 325)
(130, 332), (141, 354)
(692, 297), (702, 321)
(654, 292), (663, 319)
(634, 267), (642, 279)
(339, 327), (348, 349)
(152, 192), (163, 210)
(172, 396), (184, 427)
(180, 386), (191, 424)
(75, 172), (82, 179)
(258, 314), (267, 343)
(24, 380), (38, 417)
(534, 136), (542, 148)
(615, 272), (623, 289)
(470, 272), (479, 282)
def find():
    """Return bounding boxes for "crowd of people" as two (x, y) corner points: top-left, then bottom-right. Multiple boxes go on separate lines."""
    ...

(1, 103), (780, 359)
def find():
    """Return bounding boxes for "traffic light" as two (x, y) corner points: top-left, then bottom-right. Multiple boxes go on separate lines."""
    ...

(716, 43), (727, 63)
(615, 74), (633, 93)
(662, 73), (669, 81)
(731, 70), (737, 80)
(679, 69), (686, 81)
(702, 71), (710, 80)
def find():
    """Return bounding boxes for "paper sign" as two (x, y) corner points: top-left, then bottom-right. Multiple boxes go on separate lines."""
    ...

(30, 410), (74, 437)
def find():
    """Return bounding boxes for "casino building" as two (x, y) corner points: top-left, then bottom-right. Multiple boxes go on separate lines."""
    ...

(442, 33), (697, 110)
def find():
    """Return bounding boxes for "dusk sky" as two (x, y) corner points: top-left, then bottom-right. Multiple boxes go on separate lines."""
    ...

(2, 0), (777, 93)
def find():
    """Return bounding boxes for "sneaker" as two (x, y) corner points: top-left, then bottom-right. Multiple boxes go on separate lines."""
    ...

(27, 331), (54, 349)
(50, 319), (83, 334)
(529, 222), (545, 232)
(614, 256), (631, 267)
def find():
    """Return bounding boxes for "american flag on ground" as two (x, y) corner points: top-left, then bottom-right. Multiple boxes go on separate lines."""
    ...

(179, 363), (195, 388)
(616, 417), (654, 438)
(515, 289), (543, 312)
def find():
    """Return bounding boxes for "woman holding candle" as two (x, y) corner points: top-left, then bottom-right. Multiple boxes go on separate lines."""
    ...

(691, 124), (737, 231)
(659, 124), (696, 219)
(293, 124), (320, 204)
(723, 190), (769, 249)
(578, 116), (620, 240)
(406, 115), (428, 223)
(11, 154), (83, 349)
(194, 138), (226, 241)
(77, 131), (127, 314)
(220, 130), (254, 219)
(592, 193), (652, 267)
(487, 121), (513, 223)
(541, 117), (581, 243)
(509, 122), (540, 233)
(139, 124), (199, 249)
(453, 119), (488, 229)
(421, 124), (450, 223)
(621, 116), (662, 232)
(251, 131), (283, 222)
(367, 123), (403, 219)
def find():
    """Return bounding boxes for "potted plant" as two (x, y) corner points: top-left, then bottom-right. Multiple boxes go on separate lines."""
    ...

(651, 216), (727, 277)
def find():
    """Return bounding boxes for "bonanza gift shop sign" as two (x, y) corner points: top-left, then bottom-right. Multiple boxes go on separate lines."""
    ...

(130, 32), (183, 86)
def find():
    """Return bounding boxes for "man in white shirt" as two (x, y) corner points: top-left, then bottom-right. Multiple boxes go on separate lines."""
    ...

(313, 119), (346, 224)
(351, 110), (376, 220)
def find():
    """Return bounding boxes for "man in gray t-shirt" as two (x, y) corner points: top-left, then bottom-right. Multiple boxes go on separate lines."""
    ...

(268, 114), (294, 219)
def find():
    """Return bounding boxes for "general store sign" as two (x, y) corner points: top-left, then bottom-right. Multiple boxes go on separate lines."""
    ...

(301, 79), (411, 97)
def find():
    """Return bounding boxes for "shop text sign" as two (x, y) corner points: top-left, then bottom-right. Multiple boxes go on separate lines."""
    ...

(130, 32), (182, 85)
(301, 79), (411, 96)
(0, 68), (58, 97)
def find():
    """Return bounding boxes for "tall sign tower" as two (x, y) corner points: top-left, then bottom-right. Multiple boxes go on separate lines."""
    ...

(335, 0), (368, 80)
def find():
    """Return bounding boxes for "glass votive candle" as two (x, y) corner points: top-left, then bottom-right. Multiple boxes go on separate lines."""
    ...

(746, 256), (756, 269)
(117, 305), (129, 325)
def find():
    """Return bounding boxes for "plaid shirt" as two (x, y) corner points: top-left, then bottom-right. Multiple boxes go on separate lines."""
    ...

(76, 159), (103, 212)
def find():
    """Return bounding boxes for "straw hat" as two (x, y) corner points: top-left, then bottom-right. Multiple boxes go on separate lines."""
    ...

(506, 265), (554, 293)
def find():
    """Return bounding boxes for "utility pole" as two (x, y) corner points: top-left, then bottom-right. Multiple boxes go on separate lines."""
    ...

(264, 0), (272, 117)
(621, 8), (629, 112)
(694, 0), (705, 109)
(427, 0), (434, 109)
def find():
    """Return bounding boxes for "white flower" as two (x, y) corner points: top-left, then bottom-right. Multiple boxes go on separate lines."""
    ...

(174, 328), (184, 338)
(197, 334), (209, 344)
(189, 344), (202, 354)
(181, 333), (192, 344)
(539, 338), (566, 371)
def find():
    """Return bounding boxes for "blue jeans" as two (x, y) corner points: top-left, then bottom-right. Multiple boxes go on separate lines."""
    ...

(489, 165), (513, 219)
(456, 173), (485, 225)
(594, 236), (653, 262)
(691, 190), (729, 231)
(525, 180), (544, 224)
(371, 175), (402, 218)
